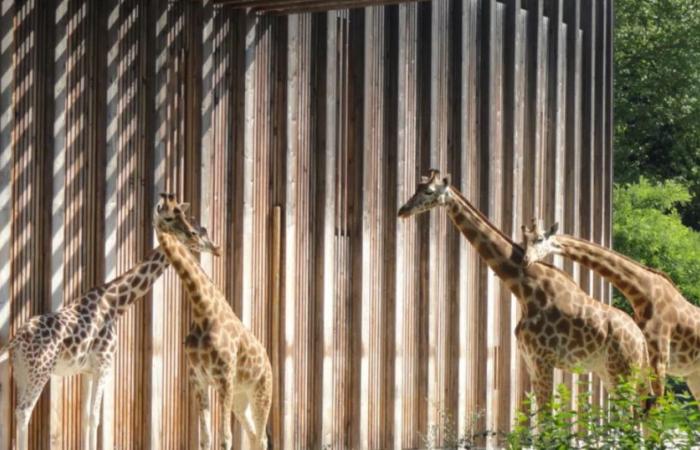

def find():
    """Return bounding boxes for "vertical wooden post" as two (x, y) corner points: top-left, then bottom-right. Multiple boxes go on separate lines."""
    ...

(270, 205), (282, 450)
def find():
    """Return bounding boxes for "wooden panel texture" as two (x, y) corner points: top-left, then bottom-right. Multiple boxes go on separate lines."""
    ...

(0, 0), (614, 448)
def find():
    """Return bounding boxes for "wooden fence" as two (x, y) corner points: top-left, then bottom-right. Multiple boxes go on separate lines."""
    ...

(0, 0), (613, 448)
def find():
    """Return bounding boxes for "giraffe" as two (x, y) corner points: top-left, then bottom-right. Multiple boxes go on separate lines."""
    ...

(398, 169), (650, 410)
(152, 193), (272, 450)
(0, 217), (219, 450)
(522, 218), (700, 400)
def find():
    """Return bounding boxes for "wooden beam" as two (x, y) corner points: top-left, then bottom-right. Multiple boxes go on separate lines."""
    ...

(227, 0), (429, 15)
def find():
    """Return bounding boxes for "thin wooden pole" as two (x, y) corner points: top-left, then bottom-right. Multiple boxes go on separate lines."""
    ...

(270, 205), (282, 450)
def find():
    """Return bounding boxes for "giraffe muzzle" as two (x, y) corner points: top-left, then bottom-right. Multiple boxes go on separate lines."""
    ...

(398, 205), (411, 218)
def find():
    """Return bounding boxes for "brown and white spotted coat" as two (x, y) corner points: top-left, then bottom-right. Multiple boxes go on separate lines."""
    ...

(398, 170), (650, 410)
(153, 193), (272, 450)
(523, 219), (700, 399)
(0, 219), (217, 450)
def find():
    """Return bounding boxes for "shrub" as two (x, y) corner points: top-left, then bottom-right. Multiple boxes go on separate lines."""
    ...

(508, 376), (700, 450)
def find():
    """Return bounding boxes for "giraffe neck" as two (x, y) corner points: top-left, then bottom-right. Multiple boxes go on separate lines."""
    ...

(554, 234), (660, 312)
(155, 229), (221, 320)
(444, 186), (525, 291)
(100, 247), (170, 316)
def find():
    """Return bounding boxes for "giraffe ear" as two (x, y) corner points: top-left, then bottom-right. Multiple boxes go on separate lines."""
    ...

(442, 174), (451, 186)
(180, 202), (191, 213)
(546, 222), (559, 237)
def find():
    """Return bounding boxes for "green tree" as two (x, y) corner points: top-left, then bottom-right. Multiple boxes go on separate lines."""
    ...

(613, 179), (700, 309)
(615, 0), (700, 225)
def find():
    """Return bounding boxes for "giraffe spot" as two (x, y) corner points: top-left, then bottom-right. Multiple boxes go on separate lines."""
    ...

(599, 267), (612, 277)
(535, 290), (547, 305)
(497, 262), (519, 279)
(664, 309), (678, 323)
(139, 277), (150, 291)
(462, 226), (477, 241)
(184, 334), (199, 349)
(556, 320), (570, 335)
(545, 309), (561, 322)
(573, 349), (587, 359)
(477, 242), (495, 260)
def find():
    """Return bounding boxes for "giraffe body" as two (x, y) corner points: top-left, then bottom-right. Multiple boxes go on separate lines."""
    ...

(0, 217), (217, 450)
(399, 170), (650, 409)
(523, 222), (700, 397)
(2, 248), (167, 450)
(153, 193), (272, 450)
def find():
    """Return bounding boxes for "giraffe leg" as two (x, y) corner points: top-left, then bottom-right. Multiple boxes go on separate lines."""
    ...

(649, 339), (669, 397)
(15, 374), (49, 450)
(88, 371), (108, 450)
(531, 364), (554, 415)
(232, 393), (258, 449)
(685, 372), (700, 401)
(220, 395), (233, 450)
(191, 370), (212, 450)
(250, 375), (272, 450)
(81, 375), (94, 450)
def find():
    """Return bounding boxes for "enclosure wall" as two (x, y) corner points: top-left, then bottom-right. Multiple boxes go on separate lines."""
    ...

(0, 0), (613, 448)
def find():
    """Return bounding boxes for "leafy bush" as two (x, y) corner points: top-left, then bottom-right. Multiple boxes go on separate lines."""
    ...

(422, 374), (700, 449)
(508, 377), (700, 450)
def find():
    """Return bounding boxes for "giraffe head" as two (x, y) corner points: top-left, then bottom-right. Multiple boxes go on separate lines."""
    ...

(521, 218), (560, 266)
(154, 193), (222, 256)
(398, 169), (451, 218)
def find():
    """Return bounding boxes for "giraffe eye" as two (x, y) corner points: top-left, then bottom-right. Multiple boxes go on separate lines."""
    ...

(164, 217), (174, 222)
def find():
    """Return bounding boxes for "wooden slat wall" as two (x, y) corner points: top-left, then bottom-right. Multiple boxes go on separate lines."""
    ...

(0, 0), (14, 447)
(0, 0), (614, 448)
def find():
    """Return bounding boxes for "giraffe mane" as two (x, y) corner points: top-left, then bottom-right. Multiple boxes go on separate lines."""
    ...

(449, 186), (526, 258)
(444, 187), (581, 283)
(562, 234), (677, 285)
(533, 261), (576, 282)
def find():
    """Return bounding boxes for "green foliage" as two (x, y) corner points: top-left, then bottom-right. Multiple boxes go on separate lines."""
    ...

(508, 378), (700, 449)
(614, 0), (700, 225)
(613, 179), (700, 308)
(614, 0), (700, 183)
(423, 376), (700, 449)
